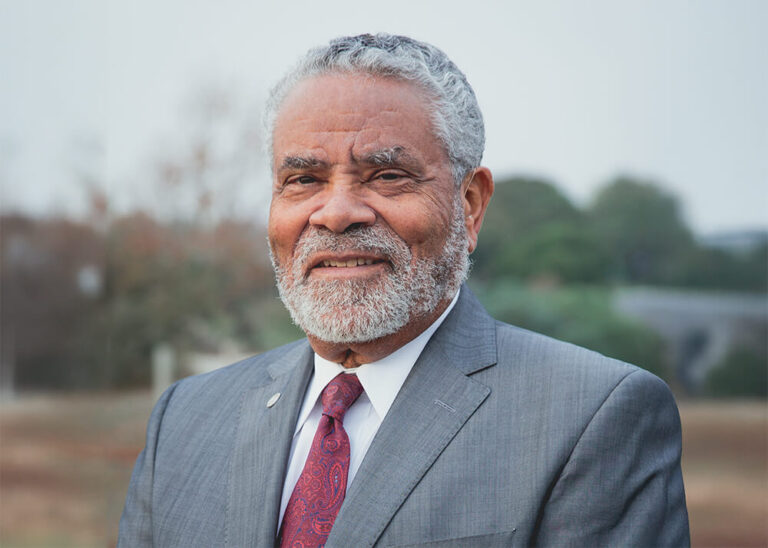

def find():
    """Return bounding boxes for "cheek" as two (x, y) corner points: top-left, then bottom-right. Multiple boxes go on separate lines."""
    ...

(383, 202), (454, 257)
(268, 202), (305, 260)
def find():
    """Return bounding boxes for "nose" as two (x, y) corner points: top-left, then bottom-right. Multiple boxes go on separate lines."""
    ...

(309, 186), (376, 233)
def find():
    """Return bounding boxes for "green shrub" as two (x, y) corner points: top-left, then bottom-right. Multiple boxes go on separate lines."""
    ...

(704, 347), (768, 398)
(470, 281), (670, 381)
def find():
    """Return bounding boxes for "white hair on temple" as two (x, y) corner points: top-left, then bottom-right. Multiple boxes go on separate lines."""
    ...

(264, 33), (485, 187)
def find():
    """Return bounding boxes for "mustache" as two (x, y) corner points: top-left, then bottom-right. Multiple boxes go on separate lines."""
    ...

(291, 225), (409, 276)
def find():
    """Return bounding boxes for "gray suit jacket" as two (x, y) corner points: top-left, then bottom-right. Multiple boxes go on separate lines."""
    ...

(118, 287), (689, 547)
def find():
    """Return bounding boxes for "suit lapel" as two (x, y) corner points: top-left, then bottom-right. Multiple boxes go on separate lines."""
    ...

(326, 287), (498, 548)
(225, 341), (314, 548)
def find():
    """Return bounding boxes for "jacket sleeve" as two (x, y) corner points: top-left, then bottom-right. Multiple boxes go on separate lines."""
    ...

(534, 369), (690, 547)
(117, 383), (179, 548)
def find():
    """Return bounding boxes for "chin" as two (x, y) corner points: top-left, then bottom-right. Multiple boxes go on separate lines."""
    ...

(290, 296), (412, 345)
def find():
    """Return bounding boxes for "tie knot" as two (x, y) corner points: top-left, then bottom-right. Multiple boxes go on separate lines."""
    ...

(321, 373), (363, 422)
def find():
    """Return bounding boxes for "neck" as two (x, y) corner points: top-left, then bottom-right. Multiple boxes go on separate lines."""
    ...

(307, 296), (453, 368)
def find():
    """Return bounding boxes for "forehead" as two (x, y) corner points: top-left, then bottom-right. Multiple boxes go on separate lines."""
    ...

(272, 74), (445, 165)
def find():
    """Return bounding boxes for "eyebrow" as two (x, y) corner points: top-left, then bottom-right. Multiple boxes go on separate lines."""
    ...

(359, 146), (415, 167)
(278, 146), (418, 171)
(279, 155), (329, 170)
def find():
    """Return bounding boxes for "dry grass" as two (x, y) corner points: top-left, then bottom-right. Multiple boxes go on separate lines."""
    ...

(681, 401), (768, 547)
(1, 393), (766, 547)
(1, 392), (153, 548)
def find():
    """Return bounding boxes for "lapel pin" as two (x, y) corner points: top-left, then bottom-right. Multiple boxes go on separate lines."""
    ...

(266, 392), (281, 408)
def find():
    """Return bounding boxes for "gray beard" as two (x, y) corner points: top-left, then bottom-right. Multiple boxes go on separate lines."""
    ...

(270, 198), (469, 344)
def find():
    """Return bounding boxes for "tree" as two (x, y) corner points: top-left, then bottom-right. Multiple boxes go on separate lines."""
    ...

(587, 176), (694, 284)
(473, 177), (605, 283)
(681, 244), (768, 292)
(470, 281), (670, 381)
(704, 346), (768, 398)
(0, 215), (106, 389)
(98, 213), (279, 387)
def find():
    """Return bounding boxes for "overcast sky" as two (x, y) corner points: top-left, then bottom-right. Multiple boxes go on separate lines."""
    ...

(1, 0), (766, 234)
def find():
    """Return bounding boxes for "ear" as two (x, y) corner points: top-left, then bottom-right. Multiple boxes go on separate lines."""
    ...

(461, 167), (494, 253)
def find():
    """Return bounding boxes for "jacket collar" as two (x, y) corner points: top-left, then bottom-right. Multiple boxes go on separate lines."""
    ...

(326, 285), (498, 547)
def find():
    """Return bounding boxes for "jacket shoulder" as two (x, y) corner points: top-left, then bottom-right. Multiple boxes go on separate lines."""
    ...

(494, 319), (651, 381)
(488, 319), (677, 421)
(163, 338), (311, 407)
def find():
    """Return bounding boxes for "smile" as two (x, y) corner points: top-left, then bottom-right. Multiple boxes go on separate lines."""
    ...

(306, 254), (390, 279)
(321, 258), (377, 267)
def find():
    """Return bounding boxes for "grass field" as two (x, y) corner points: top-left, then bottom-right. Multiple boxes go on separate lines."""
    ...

(1, 392), (766, 547)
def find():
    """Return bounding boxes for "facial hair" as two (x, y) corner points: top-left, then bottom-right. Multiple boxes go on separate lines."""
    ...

(270, 198), (470, 344)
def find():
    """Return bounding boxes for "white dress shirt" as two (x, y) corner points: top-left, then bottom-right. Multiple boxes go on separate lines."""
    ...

(277, 290), (460, 528)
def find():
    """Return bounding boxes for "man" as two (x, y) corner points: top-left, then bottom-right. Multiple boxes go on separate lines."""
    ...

(119, 34), (689, 547)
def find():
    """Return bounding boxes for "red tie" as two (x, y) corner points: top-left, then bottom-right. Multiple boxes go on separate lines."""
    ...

(280, 373), (364, 548)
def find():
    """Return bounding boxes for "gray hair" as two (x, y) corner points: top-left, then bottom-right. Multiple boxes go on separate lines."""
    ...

(264, 33), (485, 187)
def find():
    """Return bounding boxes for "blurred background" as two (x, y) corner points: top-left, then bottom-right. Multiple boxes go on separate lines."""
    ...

(1, 1), (766, 546)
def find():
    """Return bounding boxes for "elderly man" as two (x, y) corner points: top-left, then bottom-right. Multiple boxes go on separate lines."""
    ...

(119, 34), (689, 547)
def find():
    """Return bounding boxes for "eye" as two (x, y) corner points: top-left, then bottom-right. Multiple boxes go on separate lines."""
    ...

(286, 175), (318, 185)
(372, 171), (405, 182)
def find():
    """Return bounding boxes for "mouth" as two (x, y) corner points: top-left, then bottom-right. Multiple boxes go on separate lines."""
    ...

(319, 257), (378, 267)
(306, 253), (390, 279)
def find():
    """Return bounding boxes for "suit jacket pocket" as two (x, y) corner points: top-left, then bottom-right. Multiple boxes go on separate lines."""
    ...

(387, 528), (517, 547)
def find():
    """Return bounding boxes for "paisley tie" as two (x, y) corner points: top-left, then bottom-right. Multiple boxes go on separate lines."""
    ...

(280, 372), (364, 548)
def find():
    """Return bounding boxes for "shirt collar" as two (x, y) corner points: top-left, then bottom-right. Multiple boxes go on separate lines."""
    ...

(294, 289), (461, 433)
